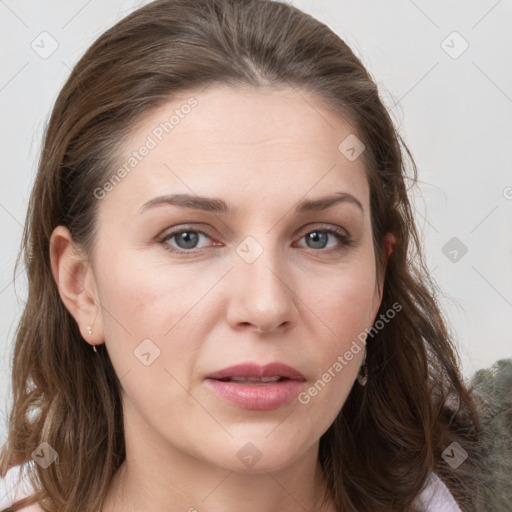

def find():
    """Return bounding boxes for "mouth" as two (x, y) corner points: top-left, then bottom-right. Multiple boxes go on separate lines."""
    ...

(205, 362), (306, 410)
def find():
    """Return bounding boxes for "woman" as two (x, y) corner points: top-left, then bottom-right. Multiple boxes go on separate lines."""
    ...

(0, 0), (485, 510)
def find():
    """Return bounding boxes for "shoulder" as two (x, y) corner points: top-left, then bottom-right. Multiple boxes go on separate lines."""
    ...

(412, 472), (462, 512)
(0, 464), (43, 512)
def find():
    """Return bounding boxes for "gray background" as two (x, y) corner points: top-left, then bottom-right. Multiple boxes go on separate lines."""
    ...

(1, 0), (511, 444)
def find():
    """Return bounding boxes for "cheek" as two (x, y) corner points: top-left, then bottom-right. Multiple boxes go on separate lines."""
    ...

(297, 291), (371, 437)
(96, 251), (195, 332)
(95, 259), (198, 412)
(299, 267), (374, 408)
(314, 267), (376, 342)
(95, 252), (214, 376)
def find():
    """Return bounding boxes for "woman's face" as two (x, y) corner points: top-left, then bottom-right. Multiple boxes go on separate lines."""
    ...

(88, 85), (386, 473)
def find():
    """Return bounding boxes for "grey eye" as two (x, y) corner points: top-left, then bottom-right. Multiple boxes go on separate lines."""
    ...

(172, 231), (201, 249)
(304, 231), (329, 249)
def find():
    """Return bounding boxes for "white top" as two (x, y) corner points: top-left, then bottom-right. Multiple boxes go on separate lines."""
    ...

(0, 463), (461, 511)
(412, 472), (462, 511)
(0, 463), (41, 511)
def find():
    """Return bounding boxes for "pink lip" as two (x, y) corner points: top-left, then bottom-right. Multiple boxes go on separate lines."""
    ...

(205, 362), (306, 410)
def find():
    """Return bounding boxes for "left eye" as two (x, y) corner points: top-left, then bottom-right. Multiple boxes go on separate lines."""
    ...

(296, 229), (350, 250)
(159, 226), (352, 253)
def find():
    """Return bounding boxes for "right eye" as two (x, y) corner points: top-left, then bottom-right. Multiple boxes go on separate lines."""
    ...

(158, 226), (219, 254)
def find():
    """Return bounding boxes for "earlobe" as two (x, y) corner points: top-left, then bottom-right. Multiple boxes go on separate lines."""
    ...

(49, 226), (103, 346)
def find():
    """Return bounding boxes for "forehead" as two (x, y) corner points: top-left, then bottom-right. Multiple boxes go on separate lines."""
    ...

(103, 84), (370, 216)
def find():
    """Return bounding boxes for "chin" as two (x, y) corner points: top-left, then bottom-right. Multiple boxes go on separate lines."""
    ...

(204, 433), (317, 474)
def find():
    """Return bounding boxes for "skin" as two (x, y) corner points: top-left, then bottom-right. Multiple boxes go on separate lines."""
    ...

(50, 85), (395, 512)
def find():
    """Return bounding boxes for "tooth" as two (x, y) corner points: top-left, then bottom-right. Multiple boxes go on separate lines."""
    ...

(229, 376), (281, 383)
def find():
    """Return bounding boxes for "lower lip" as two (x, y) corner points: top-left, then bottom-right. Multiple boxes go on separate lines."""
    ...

(204, 378), (305, 410)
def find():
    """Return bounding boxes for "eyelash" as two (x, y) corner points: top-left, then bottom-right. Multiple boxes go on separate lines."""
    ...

(157, 225), (353, 256)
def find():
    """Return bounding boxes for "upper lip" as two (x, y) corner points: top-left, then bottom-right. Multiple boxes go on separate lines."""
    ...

(206, 362), (306, 381)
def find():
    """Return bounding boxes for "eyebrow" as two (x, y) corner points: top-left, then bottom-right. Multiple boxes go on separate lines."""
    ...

(138, 191), (364, 216)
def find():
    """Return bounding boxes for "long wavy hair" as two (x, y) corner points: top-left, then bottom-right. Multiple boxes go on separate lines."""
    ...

(0, 0), (485, 510)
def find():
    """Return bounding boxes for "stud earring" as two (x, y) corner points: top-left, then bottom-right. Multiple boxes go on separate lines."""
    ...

(357, 350), (368, 386)
(86, 326), (98, 353)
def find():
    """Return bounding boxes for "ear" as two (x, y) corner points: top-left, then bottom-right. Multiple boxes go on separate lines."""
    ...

(49, 225), (104, 348)
(384, 232), (396, 259)
(368, 232), (397, 323)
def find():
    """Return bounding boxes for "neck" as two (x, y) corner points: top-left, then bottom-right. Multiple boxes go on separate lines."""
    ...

(102, 405), (335, 512)
(105, 457), (334, 512)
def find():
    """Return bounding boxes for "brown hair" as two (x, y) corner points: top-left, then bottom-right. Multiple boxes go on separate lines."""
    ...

(0, 0), (485, 510)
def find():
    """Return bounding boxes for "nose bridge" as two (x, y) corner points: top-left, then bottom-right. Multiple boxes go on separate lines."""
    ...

(236, 232), (287, 296)
(229, 231), (296, 331)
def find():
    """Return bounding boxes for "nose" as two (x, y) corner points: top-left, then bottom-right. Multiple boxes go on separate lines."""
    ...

(225, 242), (298, 335)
